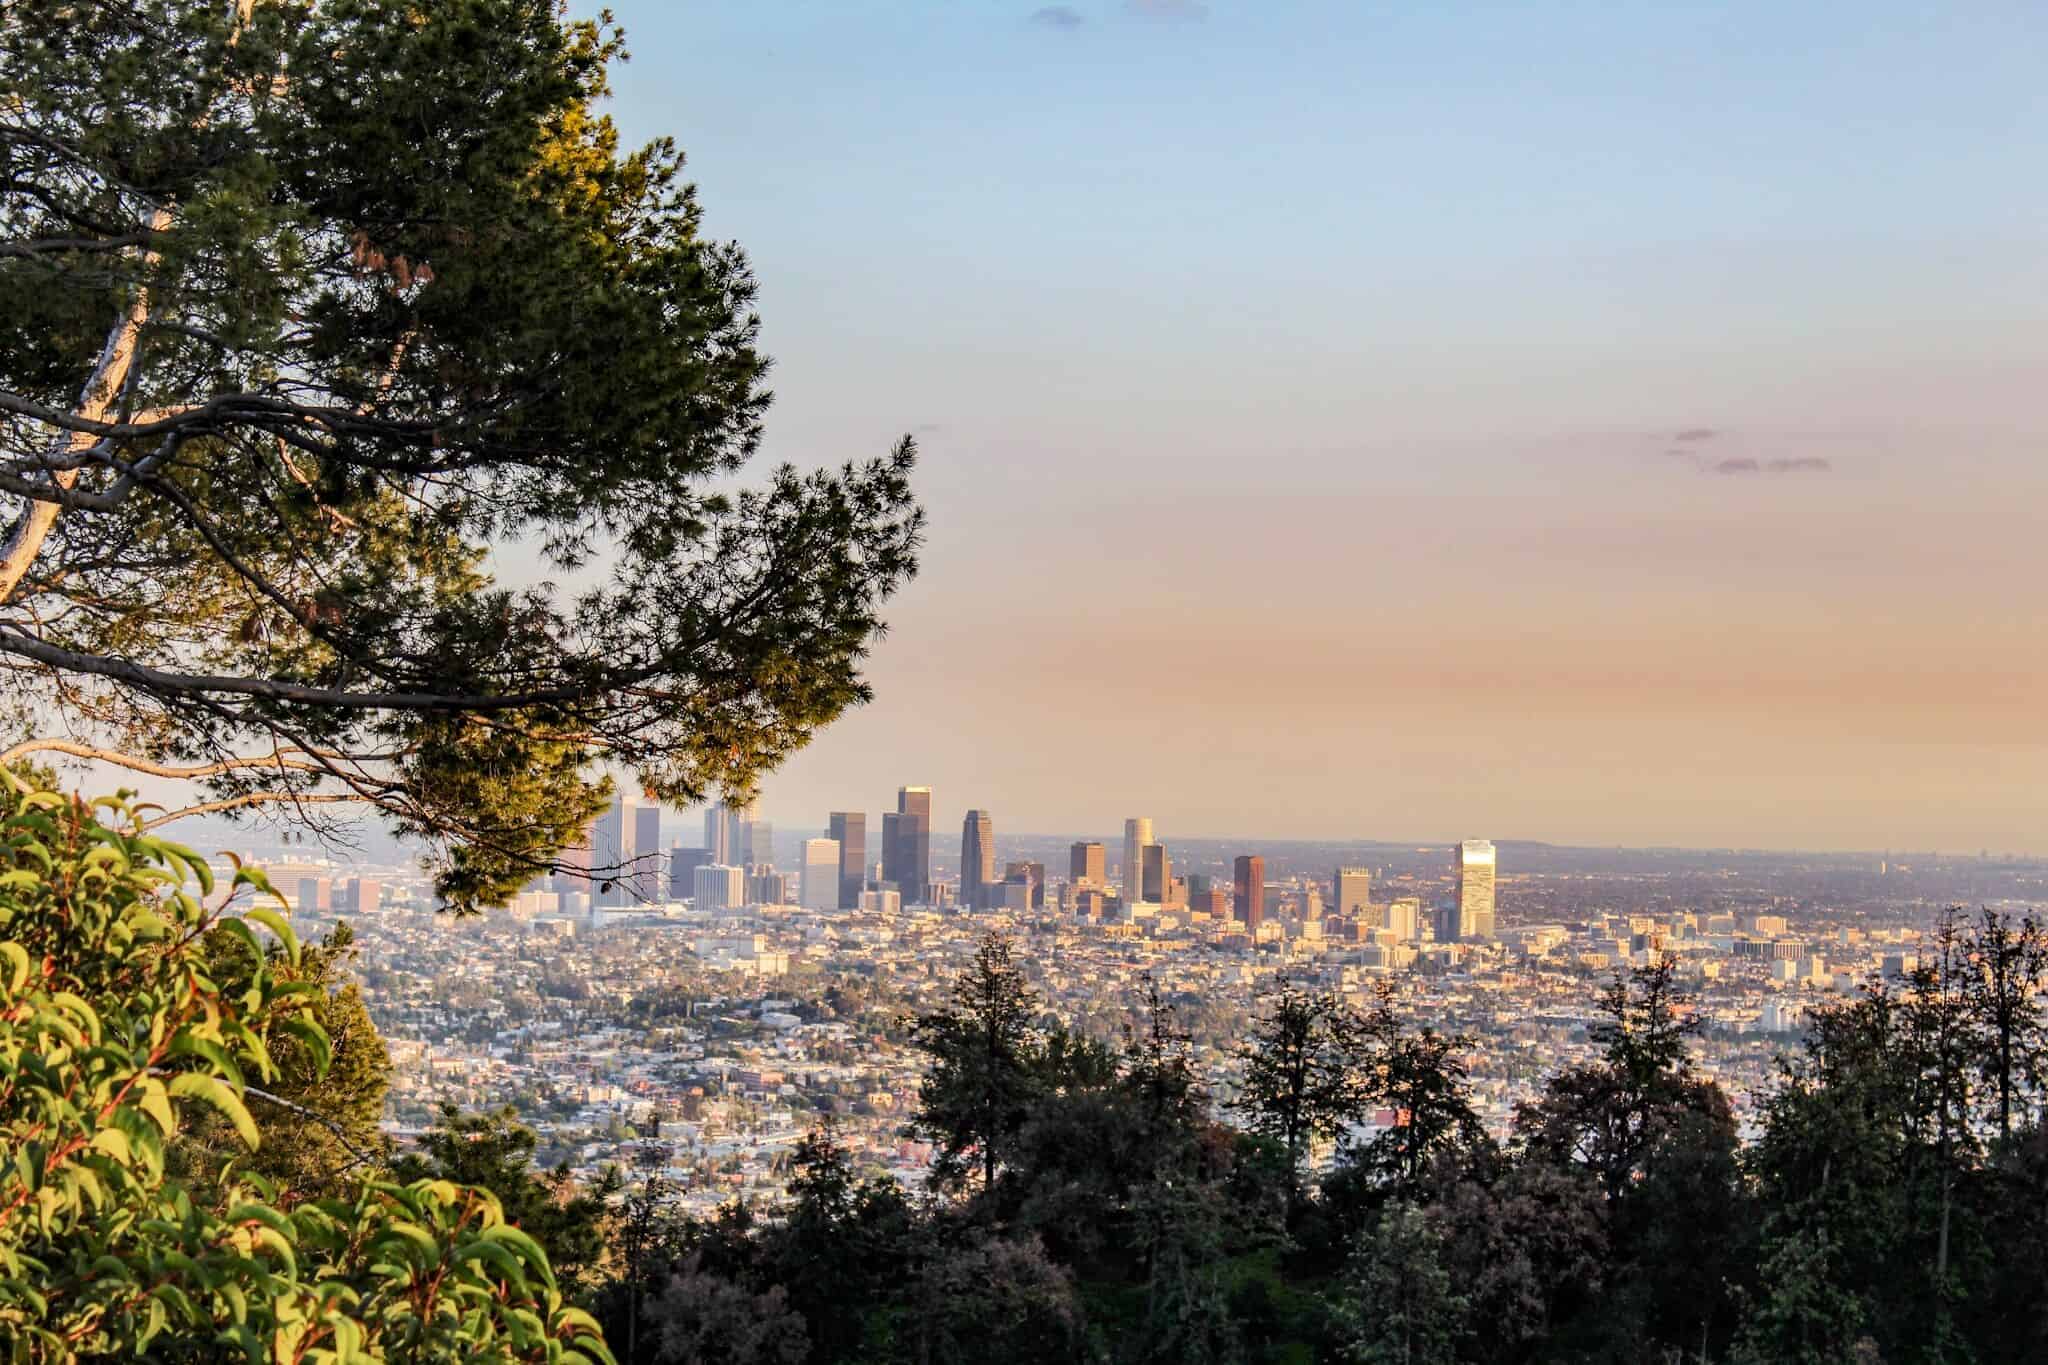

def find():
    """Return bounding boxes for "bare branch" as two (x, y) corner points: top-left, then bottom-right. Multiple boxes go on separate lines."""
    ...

(141, 791), (369, 829)
(0, 737), (331, 779)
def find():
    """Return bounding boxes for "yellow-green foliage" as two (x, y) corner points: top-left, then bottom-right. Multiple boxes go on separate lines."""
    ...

(0, 788), (612, 1362)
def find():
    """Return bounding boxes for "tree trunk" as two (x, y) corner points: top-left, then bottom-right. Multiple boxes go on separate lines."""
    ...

(0, 208), (171, 602)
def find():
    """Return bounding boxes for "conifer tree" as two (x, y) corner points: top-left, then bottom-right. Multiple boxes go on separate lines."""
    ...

(0, 0), (920, 907)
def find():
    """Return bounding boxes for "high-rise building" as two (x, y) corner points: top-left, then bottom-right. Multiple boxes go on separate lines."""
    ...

(1070, 841), (1105, 886)
(801, 838), (840, 910)
(703, 802), (730, 866)
(594, 795), (633, 907)
(747, 867), (791, 906)
(1383, 897), (1421, 941)
(297, 876), (332, 914)
(1004, 861), (1047, 909)
(554, 819), (594, 893)
(1123, 817), (1154, 905)
(1456, 840), (1497, 940)
(1297, 884), (1323, 921)
(1233, 854), (1265, 928)
(668, 844), (710, 900)
(631, 801), (662, 902)
(828, 812), (866, 909)
(1334, 867), (1371, 917)
(339, 877), (381, 915)
(886, 787), (932, 904)
(704, 798), (763, 868)
(1142, 843), (1171, 904)
(880, 812), (902, 888)
(961, 809), (995, 911)
(692, 863), (744, 911)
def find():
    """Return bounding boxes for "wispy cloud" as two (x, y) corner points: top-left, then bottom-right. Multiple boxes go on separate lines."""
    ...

(1029, 5), (1085, 28)
(1128, 0), (1210, 20)
(1656, 427), (1832, 477)
(1699, 455), (1832, 477)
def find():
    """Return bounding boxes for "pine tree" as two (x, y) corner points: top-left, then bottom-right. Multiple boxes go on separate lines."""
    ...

(0, 0), (921, 907)
(910, 933), (1044, 1190)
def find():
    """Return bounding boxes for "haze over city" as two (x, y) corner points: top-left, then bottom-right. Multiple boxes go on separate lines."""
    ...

(593, 0), (2048, 854)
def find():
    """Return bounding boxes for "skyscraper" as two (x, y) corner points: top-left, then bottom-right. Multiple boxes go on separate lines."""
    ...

(801, 838), (840, 910)
(961, 809), (995, 911)
(704, 799), (750, 866)
(1334, 867), (1371, 917)
(593, 793), (639, 908)
(886, 787), (931, 904)
(703, 798), (766, 868)
(1123, 817), (1154, 905)
(1456, 839), (1497, 940)
(554, 818), (594, 894)
(1070, 841), (1105, 886)
(1233, 854), (1265, 928)
(829, 811), (866, 909)
(881, 812), (902, 889)
(1383, 897), (1421, 941)
(631, 801), (662, 902)
(1142, 843), (1171, 904)
(1005, 861), (1047, 909)
(668, 845), (710, 900)
(693, 863), (744, 911)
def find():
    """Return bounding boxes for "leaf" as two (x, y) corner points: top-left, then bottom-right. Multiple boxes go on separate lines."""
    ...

(89, 1127), (132, 1164)
(138, 1078), (177, 1136)
(242, 906), (299, 965)
(0, 940), (28, 994)
(168, 1072), (260, 1149)
(478, 1224), (556, 1293)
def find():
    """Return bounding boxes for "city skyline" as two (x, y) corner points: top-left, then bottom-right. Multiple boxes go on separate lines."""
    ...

(567, 787), (2043, 873)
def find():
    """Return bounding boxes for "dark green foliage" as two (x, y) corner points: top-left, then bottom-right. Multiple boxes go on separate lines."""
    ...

(1236, 979), (1365, 1197)
(1434, 1160), (1607, 1363)
(1508, 959), (1749, 1359)
(1962, 906), (2048, 1143)
(1339, 982), (1493, 1200)
(1337, 1204), (1466, 1365)
(646, 1269), (809, 1365)
(0, 0), (921, 908)
(909, 932), (1046, 1190)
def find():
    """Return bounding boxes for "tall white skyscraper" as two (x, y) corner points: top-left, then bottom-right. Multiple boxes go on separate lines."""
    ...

(1457, 840), (1497, 940)
(800, 838), (840, 910)
(1123, 817), (1153, 905)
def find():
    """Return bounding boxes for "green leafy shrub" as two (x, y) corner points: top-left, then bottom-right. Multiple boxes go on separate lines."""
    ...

(0, 788), (612, 1362)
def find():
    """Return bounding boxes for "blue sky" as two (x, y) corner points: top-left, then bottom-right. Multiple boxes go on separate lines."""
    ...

(590, 1), (2048, 852)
